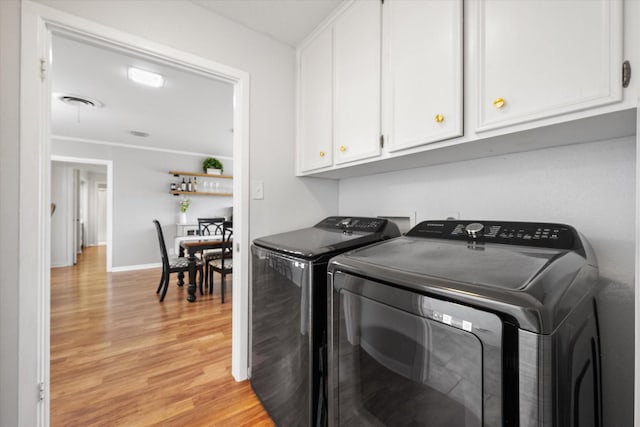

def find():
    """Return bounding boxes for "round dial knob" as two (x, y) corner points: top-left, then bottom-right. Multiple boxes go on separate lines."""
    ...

(465, 223), (484, 239)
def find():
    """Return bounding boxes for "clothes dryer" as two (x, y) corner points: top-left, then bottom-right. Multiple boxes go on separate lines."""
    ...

(327, 220), (601, 426)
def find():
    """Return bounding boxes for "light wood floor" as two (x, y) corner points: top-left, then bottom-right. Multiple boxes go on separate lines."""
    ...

(50, 246), (273, 426)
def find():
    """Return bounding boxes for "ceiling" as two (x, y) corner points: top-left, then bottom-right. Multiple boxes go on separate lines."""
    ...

(51, 2), (343, 159)
(193, 0), (343, 46)
(51, 34), (235, 158)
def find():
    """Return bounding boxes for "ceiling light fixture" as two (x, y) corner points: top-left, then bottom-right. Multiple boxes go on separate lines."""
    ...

(127, 67), (164, 88)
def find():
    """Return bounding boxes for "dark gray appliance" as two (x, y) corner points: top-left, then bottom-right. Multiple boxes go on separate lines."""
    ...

(251, 216), (401, 427)
(328, 220), (602, 427)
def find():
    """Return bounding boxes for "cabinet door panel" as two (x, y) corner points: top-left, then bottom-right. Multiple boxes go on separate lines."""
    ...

(384, 0), (463, 152)
(299, 29), (333, 173)
(476, 0), (622, 132)
(334, 0), (381, 164)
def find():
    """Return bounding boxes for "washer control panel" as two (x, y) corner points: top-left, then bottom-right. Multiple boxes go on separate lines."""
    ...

(406, 220), (579, 249)
(316, 216), (388, 233)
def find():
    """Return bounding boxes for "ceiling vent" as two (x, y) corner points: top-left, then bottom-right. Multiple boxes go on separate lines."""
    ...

(129, 130), (150, 138)
(58, 94), (104, 108)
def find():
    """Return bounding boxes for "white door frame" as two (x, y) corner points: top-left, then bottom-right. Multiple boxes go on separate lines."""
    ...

(21, 2), (251, 425)
(51, 156), (113, 271)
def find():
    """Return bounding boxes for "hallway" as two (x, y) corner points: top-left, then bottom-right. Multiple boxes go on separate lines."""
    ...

(50, 246), (271, 426)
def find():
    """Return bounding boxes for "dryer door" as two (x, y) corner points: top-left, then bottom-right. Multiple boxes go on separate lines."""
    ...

(329, 271), (505, 426)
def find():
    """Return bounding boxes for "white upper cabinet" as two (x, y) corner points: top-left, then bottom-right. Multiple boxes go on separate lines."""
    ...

(333, 0), (382, 164)
(474, 0), (623, 132)
(383, 0), (463, 152)
(298, 29), (333, 173)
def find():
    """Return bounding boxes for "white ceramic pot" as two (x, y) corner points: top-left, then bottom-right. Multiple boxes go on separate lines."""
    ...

(206, 168), (222, 175)
(178, 212), (187, 224)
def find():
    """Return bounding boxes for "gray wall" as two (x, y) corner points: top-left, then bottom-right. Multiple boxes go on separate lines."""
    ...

(2, 1), (339, 422)
(36, 0), (340, 241)
(338, 136), (635, 425)
(53, 138), (237, 268)
(0, 1), (20, 426)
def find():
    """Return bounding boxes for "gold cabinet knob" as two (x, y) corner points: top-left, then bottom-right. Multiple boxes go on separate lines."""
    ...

(339, 146), (347, 152)
(319, 151), (325, 157)
(493, 97), (506, 109)
(434, 114), (445, 123)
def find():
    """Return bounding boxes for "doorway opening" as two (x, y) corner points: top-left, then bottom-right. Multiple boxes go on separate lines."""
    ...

(50, 157), (112, 271)
(21, 3), (251, 425)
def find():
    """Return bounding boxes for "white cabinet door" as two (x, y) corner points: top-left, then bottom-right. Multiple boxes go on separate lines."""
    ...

(383, 0), (463, 152)
(334, 0), (382, 164)
(298, 29), (333, 173)
(475, 0), (623, 132)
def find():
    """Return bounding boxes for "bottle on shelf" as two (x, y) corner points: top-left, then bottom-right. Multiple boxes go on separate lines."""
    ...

(187, 178), (193, 192)
(170, 182), (177, 191)
(181, 178), (187, 191)
(193, 177), (198, 192)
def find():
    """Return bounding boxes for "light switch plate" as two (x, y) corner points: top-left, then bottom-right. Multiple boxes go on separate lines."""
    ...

(251, 180), (264, 200)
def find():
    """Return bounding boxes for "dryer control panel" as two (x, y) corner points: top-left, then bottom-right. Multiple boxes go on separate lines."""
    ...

(406, 220), (580, 250)
(315, 216), (388, 233)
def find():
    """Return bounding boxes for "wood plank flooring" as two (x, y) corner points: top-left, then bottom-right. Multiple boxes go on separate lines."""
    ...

(51, 246), (273, 426)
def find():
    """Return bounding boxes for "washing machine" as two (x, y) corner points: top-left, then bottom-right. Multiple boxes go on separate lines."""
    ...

(251, 216), (401, 427)
(327, 220), (602, 427)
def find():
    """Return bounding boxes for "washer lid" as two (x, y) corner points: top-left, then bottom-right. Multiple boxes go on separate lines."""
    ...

(329, 225), (597, 334)
(252, 217), (400, 260)
(338, 237), (563, 291)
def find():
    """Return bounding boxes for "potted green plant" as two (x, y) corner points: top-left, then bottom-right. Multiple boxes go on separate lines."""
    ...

(202, 157), (223, 175)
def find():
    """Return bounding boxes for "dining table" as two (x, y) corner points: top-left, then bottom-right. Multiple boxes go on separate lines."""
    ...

(174, 234), (221, 255)
(180, 238), (232, 302)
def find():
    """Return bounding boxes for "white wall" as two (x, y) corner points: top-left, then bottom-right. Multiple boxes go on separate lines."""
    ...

(3, 2), (340, 422)
(36, 0), (340, 241)
(338, 136), (636, 426)
(0, 1), (20, 426)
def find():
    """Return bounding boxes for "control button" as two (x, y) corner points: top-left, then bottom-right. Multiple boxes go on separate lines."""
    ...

(465, 223), (484, 239)
(550, 235), (559, 240)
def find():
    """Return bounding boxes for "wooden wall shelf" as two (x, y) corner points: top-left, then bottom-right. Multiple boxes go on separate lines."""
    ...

(170, 191), (232, 197)
(169, 170), (233, 179)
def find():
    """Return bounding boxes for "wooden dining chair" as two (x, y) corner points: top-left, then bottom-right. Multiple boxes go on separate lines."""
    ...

(207, 221), (233, 303)
(197, 217), (225, 236)
(197, 217), (225, 290)
(153, 219), (204, 302)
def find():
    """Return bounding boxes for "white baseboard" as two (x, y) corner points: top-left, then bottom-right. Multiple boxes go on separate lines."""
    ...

(51, 263), (71, 269)
(111, 262), (161, 272)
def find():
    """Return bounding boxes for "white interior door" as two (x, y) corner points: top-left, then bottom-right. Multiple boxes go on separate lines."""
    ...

(79, 179), (88, 250)
(72, 169), (80, 261)
(96, 182), (107, 245)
